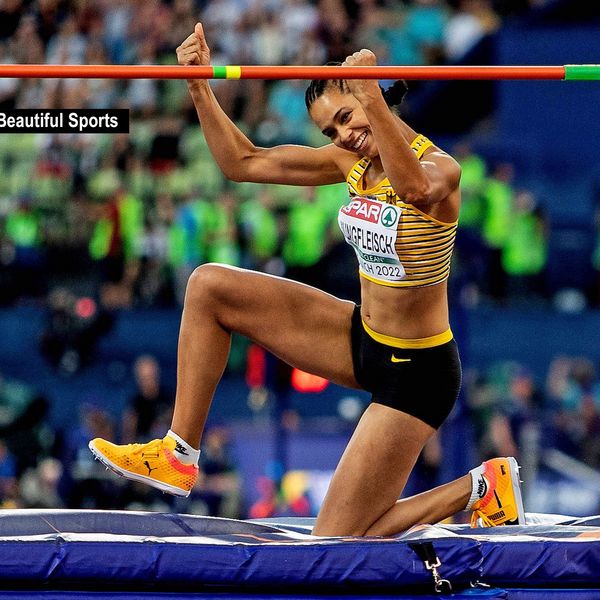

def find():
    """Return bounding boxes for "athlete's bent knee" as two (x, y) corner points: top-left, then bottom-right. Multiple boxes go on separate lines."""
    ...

(185, 263), (235, 306)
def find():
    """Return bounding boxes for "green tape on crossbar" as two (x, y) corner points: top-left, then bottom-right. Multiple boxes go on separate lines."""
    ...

(213, 66), (227, 79)
(212, 66), (242, 79)
(564, 65), (600, 81)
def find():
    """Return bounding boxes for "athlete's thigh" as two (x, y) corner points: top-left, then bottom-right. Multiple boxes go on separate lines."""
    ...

(312, 403), (434, 536)
(198, 264), (359, 388)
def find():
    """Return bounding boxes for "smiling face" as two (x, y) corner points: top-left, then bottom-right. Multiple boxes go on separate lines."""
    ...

(308, 89), (378, 158)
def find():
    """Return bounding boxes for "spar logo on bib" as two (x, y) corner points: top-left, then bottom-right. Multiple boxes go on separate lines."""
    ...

(341, 197), (399, 227)
(381, 206), (398, 228)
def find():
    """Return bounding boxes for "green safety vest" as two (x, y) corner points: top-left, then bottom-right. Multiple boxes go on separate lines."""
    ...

(89, 218), (112, 260)
(207, 203), (240, 266)
(239, 199), (278, 260)
(119, 194), (144, 260)
(5, 211), (39, 247)
(502, 212), (547, 275)
(167, 224), (187, 267)
(458, 155), (486, 229)
(283, 201), (328, 267)
(482, 178), (513, 248)
(88, 194), (144, 261)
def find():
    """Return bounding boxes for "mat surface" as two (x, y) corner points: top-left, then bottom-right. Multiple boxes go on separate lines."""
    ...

(0, 510), (599, 596)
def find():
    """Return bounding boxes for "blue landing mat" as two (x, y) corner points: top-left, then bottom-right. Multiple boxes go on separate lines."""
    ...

(3, 592), (600, 600)
(0, 593), (507, 600)
(0, 592), (509, 600)
(1, 510), (600, 596)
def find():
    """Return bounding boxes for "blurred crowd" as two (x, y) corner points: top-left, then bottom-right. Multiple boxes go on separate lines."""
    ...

(0, 354), (243, 516)
(464, 357), (599, 466)
(0, 0), (599, 518)
(452, 143), (550, 307)
(4, 346), (600, 516)
(0, 0), (569, 315)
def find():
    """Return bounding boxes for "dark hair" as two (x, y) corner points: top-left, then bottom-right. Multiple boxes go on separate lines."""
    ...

(305, 63), (408, 113)
(304, 62), (347, 110)
(381, 80), (409, 112)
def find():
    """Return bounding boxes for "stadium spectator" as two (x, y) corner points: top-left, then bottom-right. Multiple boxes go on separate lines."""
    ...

(196, 425), (242, 518)
(502, 190), (549, 303)
(546, 357), (600, 465)
(453, 141), (487, 300)
(481, 162), (515, 301)
(122, 354), (174, 443)
(444, 0), (500, 61)
(486, 364), (542, 461)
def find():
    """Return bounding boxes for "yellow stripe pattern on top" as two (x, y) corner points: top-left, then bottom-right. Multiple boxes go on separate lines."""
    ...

(342, 135), (458, 288)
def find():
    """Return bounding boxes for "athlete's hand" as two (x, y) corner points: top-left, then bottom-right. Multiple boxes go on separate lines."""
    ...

(177, 22), (211, 67)
(342, 49), (380, 104)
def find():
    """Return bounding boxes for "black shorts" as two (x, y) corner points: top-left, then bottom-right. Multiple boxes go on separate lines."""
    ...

(350, 305), (461, 429)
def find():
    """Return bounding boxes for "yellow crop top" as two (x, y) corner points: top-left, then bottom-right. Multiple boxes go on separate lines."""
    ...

(337, 135), (458, 288)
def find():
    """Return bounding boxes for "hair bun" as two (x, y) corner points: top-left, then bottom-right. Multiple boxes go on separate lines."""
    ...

(381, 80), (408, 108)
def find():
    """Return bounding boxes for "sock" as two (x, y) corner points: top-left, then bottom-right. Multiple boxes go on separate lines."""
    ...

(166, 429), (200, 466)
(465, 464), (487, 511)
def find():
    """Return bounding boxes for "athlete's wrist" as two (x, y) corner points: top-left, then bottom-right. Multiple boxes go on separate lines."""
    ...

(355, 87), (388, 110)
(187, 79), (210, 94)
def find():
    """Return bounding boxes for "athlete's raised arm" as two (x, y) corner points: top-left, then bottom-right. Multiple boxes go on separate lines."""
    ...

(178, 23), (345, 187)
(342, 50), (461, 208)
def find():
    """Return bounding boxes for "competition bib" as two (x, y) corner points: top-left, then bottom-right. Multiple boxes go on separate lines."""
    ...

(338, 196), (406, 283)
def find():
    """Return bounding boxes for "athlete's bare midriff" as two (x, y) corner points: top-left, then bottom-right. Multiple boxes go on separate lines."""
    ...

(333, 144), (457, 340)
(360, 277), (450, 339)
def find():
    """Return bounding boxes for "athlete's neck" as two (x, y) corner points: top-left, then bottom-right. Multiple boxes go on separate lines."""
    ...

(363, 156), (385, 189)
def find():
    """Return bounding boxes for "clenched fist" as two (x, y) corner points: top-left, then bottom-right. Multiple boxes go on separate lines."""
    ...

(342, 49), (380, 104)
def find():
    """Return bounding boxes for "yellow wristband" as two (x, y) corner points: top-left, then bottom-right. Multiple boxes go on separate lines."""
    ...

(410, 134), (434, 159)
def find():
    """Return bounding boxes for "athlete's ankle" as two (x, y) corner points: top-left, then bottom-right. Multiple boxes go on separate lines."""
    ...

(465, 463), (486, 511)
(166, 429), (200, 466)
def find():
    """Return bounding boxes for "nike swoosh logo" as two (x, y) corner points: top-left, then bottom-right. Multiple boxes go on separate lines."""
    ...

(391, 355), (411, 363)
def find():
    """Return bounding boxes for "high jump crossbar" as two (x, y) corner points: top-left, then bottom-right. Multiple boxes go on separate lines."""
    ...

(0, 64), (599, 80)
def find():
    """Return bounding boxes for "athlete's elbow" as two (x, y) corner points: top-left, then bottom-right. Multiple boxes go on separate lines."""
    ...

(223, 168), (245, 183)
(222, 151), (263, 183)
(217, 158), (251, 182)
